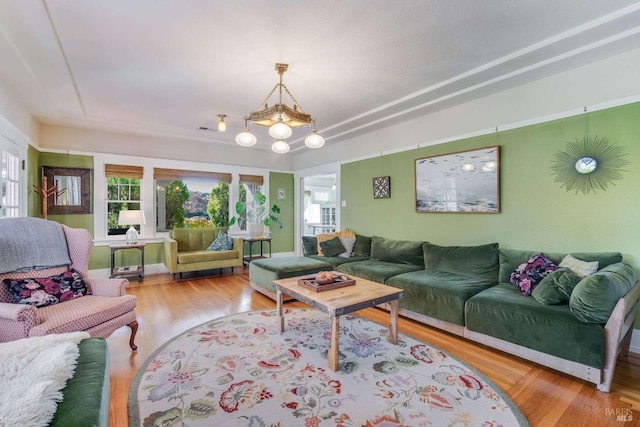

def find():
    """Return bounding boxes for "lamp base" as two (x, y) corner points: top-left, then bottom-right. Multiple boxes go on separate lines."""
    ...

(125, 226), (139, 245)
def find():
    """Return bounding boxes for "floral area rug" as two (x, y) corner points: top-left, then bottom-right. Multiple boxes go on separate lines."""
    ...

(129, 308), (529, 427)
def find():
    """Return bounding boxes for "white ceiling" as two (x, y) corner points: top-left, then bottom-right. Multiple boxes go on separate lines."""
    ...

(1, 1), (640, 153)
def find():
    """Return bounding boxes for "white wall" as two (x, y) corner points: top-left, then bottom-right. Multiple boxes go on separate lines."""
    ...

(0, 80), (39, 146)
(39, 125), (293, 171)
(293, 47), (640, 170)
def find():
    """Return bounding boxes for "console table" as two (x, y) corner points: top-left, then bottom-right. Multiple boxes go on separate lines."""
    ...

(241, 236), (271, 269)
(110, 243), (145, 282)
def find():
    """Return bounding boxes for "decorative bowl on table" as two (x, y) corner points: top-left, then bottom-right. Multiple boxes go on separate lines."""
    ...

(315, 271), (336, 285)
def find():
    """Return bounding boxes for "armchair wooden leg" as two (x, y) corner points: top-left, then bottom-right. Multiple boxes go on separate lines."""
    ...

(128, 320), (139, 351)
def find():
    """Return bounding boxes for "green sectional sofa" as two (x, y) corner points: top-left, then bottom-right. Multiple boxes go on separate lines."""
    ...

(250, 234), (640, 393)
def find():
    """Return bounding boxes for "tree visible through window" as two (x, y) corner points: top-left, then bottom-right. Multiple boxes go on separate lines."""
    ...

(107, 177), (141, 235)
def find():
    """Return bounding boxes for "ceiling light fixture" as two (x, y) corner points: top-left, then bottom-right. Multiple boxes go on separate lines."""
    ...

(236, 63), (324, 154)
(217, 114), (227, 132)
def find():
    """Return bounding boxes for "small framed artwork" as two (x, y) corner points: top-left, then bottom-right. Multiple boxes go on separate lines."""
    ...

(277, 188), (286, 200)
(415, 146), (500, 213)
(373, 176), (391, 199)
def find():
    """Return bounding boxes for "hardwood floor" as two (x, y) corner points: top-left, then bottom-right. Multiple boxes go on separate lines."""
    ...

(108, 270), (640, 426)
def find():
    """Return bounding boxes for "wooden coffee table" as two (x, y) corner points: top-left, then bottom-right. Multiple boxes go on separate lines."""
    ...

(273, 274), (404, 371)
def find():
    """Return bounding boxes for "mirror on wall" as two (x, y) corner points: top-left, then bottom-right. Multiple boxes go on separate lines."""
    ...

(41, 166), (92, 214)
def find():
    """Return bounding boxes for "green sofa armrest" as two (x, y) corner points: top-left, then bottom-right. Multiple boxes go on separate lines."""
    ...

(164, 237), (178, 274)
(232, 237), (244, 263)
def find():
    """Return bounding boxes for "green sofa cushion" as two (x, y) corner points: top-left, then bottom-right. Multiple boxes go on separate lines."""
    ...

(50, 337), (109, 427)
(465, 284), (605, 368)
(531, 268), (581, 305)
(569, 262), (638, 323)
(307, 254), (369, 269)
(387, 270), (497, 325)
(336, 260), (423, 284)
(172, 227), (228, 251)
(423, 242), (499, 281)
(251, 256), (331, 274)
(353, 234), (372, 257)
(302, 236), (319, 256)
(177, 249), (240, 264)
(498, 249), (622, 284)
(370, 236), (425, 267)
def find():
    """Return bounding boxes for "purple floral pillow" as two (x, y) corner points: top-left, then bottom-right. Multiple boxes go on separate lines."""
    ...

(510, 253), (558, 296)
(3, 269), (89, 307)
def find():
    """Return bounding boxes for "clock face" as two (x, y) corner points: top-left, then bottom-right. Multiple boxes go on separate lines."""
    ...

(373, 176), (391, 199)
(575, 157), (597, 174)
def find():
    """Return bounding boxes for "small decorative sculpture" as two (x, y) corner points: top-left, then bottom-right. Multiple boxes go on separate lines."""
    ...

(32, 176), (66, 219)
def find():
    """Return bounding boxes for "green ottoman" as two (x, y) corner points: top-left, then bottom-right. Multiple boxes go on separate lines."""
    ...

(249, 256), (332, 300)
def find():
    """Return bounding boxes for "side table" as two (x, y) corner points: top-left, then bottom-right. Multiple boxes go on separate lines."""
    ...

(110, 243), (145, 282)
(242, 236), (272, 269)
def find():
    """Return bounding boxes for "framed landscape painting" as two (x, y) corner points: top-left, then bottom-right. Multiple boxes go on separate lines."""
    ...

(415, 146), (500, 213)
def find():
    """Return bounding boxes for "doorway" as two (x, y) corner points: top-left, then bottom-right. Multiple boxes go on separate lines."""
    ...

(302, 174), (336, 236)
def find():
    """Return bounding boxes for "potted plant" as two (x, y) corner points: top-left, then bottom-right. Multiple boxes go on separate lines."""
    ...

(229, 191), (282, 237)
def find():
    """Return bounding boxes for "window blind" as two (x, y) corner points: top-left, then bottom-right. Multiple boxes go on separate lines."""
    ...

(153, 168), (232, 183)
(105, 164), (143, 179)
(239, 174), (264, 185)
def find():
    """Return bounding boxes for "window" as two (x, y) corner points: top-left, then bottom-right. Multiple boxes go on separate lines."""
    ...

(154, 168), (232, 231)
(1, 150), (20, 218)
(105, 165), (143, 236)
(238, 175), (264, 231)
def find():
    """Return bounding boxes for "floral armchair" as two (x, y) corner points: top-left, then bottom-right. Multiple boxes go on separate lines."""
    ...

(0, 219), (138, 350)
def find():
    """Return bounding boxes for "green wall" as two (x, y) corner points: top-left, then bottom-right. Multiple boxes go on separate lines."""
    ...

(38, 152), (95, 233)
(342, 102), (640, 326)
(269, 171), (295, 253)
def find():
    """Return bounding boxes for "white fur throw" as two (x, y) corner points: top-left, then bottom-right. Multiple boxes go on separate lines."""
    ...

(0, 332), (90, 427)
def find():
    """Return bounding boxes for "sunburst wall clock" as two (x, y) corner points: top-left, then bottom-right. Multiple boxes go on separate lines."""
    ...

(550, 136), (628, 195)
(373, 176), (391, 199)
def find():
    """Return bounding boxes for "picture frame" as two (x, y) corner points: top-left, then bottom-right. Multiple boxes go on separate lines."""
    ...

(42, 166), (92, 214)
(373, 176), (391, 199)
(415, 146), (500, 213)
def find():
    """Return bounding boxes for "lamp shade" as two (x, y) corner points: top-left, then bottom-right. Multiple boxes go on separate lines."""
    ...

(235, 130), (257, 147)
(304, 131), (325, 149)
(271, 140), (290, 154)
(118, 210), (145, 226)
(269, 121), (292, 139)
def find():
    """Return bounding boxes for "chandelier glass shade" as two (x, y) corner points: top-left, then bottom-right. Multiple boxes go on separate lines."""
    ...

(236, 63), (324, 154)
(271, 140), (291, 154)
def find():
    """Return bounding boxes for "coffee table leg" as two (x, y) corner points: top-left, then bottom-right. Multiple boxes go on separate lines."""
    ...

(388, 299), (399, 345)
(276, 289), (284, 333)
(328, 315), (340, 371)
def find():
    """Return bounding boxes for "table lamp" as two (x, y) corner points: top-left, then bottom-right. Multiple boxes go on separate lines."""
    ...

(118, 210), (145, 244)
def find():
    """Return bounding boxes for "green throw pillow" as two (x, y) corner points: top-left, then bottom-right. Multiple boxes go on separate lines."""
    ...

(569, 262), (638, 323)
(531, 267), (581, 305)
(301, 236), (318, 256)
(319, 236), (346, 257)
(353, 234), (372, 257)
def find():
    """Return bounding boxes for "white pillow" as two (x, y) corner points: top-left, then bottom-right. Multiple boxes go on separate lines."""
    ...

(559, 254), (598, 278)
(338, 237), (356, 258)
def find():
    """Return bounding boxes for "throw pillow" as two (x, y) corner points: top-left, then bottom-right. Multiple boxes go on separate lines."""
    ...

(207, 230), (234, 251)
(337, 237), (356, 258)
(353, 234), (372, 257)
(319, 236), (347, 257)
(301, 236), (318, 256)
(531, 267), (581, 305)
(509, 253), (558, 296)
(559, 254), (598, 278)
(3, 269), (88, 307)
(316, 229), (356, 255)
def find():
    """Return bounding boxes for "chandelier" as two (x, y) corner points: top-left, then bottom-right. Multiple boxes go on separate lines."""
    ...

(235, 63), (325, 153)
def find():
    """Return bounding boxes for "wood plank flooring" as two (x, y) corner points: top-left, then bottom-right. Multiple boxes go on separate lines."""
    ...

(108, 270), (640, 426)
